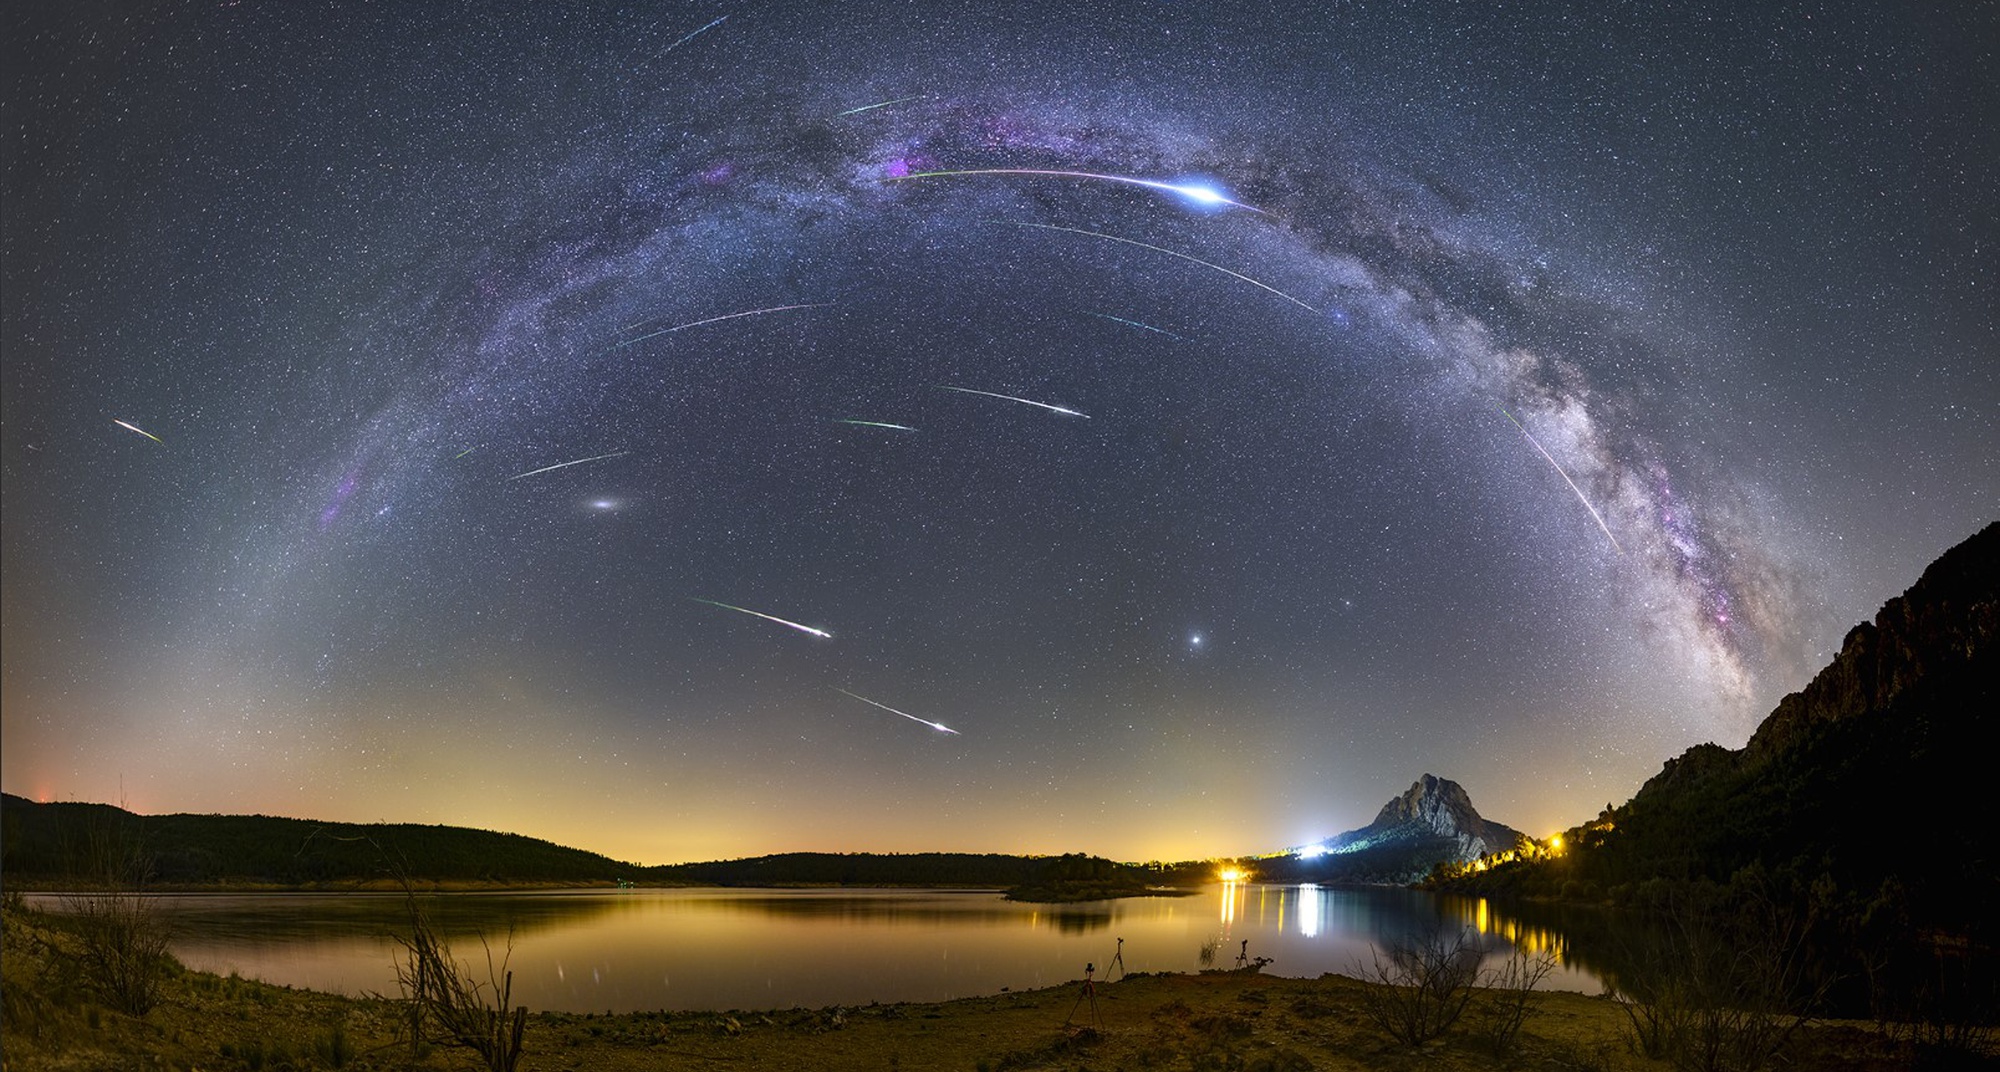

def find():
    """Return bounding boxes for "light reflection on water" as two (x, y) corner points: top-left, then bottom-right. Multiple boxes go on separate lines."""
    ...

(25, 885), (1600, 1013)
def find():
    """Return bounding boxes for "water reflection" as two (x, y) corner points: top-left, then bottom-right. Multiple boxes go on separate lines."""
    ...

(1298, 883), (1321, 939)
(24, 885), (1605, 1013)
(1445, 894), (1570, 961)
(1032, 906), (1114, 934)
(1219, 876), (1242, 927)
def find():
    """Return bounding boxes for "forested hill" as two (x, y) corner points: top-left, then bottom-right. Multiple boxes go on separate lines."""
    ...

(663, 851), (1045, 887)
(659, 851), (1181, 893)
(0, 795), (1173, 892)
(0, 794), (653, 886)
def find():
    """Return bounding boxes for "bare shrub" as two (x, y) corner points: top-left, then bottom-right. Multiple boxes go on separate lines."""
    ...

(1473, 944), (1561, 1054)
(393, 898), (527, 1072)
(63, 890), (175, 1017)
(1607, 891), (1828, 1072)
(1353, 925), (1484, 1045)
(1198, 935), (1221, 967)
(1873, 936), (1997, 1072)
(58, 808), (175, 1017)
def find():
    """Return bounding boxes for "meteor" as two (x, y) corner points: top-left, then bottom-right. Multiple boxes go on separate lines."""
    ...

(891, 169), (1266, 214)
(936, 385), (1088, 418)
(504, 450), (631, 482)
(834, 687), (960, 735)
(113, 419), (164, 444)
(691, 598), (832, 639)
(1089, 312), (1184, 341)
(994, 220), (1316, 312)
(653, 14), (727, 59)
(833, 419), (916, 431)
(833, 94), (926, 118)
(1499, 408), (1622, 553)
(611, 302), (832, 352)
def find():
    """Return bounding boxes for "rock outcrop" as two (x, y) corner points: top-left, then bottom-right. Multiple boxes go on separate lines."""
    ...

(1635, 520), (1998, 805)
(1439, 522), (1997, 939)
(1745, 520), (1996, 761)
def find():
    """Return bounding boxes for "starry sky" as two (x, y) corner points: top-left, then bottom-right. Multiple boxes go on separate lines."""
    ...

(4, 1), (1994, 867)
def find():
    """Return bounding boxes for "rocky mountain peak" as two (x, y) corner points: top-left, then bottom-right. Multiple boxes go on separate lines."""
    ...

(1279, 774), (1531, 885)
(1370, 773), (1483, 837)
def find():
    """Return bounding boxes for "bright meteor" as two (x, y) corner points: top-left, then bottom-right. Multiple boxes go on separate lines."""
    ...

(113, 419), (164, 444)
(505, 450), (631, 482)
(834, 687), (960, 735)
(936, 385), (1089, 418)
(891, 168), (1266, 214)
(834, 419), (916, 431)
(994, 220), (1317, 312)
(691, 598), (832, 639)
(1499, 408), (1622, 553)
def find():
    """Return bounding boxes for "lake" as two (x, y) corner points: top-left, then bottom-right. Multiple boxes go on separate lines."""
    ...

(25, 883), (1601, 1013)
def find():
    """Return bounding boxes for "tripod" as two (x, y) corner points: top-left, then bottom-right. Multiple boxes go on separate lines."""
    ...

(1065, 962), (1102, 1028)
(1105, 937), (1126, 982)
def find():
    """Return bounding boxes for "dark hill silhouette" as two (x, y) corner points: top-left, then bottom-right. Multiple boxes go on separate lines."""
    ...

(0, 795), (1169, 895)
(1431, 521), (1998, 941)
(0, 795), (649, 886)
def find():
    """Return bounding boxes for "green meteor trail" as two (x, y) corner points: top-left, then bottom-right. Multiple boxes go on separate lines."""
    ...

(832, 94), (926, 118)
(1089, 313), (1184, 341)
(113, 419), (164, 444)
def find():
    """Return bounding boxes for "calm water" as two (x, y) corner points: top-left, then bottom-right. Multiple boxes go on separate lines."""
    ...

(26, 884), (1599, 1013)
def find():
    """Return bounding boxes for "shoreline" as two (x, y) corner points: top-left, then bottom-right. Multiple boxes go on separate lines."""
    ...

(0, 902), (1934, 1071)
(7, 877), (1210, 903)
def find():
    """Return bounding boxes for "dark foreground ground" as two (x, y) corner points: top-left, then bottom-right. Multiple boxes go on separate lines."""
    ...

(1, 903), (1967, 1072)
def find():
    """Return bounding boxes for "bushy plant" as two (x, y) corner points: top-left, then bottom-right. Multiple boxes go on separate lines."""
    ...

(313, 1018), (354, 1067)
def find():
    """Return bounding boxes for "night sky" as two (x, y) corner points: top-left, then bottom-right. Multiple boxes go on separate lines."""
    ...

(4, 1), (1993, 866)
